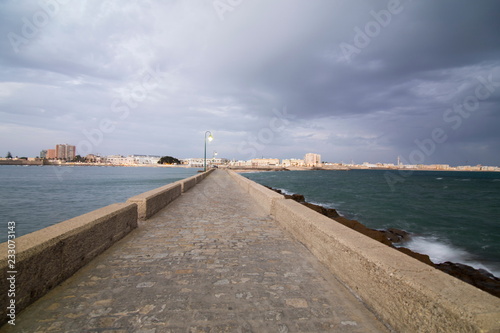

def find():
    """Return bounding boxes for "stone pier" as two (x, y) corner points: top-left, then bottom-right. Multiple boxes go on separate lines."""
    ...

(3, 169), (499, 332)
(0, 170), (389, 332)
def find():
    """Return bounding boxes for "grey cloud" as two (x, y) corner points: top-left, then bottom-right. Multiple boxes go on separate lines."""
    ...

(0, 0), (499, 165)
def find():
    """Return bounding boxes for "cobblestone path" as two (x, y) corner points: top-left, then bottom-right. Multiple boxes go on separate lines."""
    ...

(1, 170), (389, 333)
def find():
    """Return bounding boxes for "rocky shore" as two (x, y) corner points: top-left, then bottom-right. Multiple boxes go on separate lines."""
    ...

(268, 187), (500, 298)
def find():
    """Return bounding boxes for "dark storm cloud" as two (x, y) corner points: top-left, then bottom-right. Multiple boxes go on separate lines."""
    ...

(0, 0), (499, 165)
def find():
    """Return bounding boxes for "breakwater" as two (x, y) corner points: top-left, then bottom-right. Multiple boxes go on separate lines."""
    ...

(243, 169), (500, 277)
(2, 169), (390, 332)
(267, 186), (500, 298)
(1, 169), (499, 332)
(228, 170), (500, 332)
(0, 169), (214, 326)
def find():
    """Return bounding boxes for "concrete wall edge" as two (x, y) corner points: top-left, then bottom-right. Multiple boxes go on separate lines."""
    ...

(0, 169), (216, 325)
(227, 170), (500, 332)
(0, 202), (138, 326)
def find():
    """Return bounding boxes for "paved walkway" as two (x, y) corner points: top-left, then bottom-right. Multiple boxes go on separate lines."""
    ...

(2, 170), (389, 333)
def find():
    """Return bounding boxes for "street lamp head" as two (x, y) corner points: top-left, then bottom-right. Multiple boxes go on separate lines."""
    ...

(208, 134), (213, 142)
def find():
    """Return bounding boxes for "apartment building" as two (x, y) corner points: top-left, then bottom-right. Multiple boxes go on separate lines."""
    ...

(55, 144), (76, 160)
(304, 153), (321, 167)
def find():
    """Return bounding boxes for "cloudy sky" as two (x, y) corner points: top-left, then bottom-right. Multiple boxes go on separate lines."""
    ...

(1, 0), (499, 165)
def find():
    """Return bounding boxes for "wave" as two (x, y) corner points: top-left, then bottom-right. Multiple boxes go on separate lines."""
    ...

(435, 177), (443, 180)
(274, 188), (343, 211)
(400, 236), (500, 278)
(275, 187), (295, 196)
(309, 200), (338, 209)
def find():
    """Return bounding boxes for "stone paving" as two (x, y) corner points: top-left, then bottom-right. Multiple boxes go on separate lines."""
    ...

(1, 170), (389, 333)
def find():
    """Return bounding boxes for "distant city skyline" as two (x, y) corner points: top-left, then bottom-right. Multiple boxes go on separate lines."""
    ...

(1, 1), (499, 166)
(3, 150), (497, 172)
(6, 146), (499, 169)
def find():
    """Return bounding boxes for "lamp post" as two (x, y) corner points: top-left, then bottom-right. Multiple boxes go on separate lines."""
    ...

(204, 131), (213, 172)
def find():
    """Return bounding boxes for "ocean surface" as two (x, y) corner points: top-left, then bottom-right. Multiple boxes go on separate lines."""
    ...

(0, 165), (199, 242)
(243, 169), (500, 277)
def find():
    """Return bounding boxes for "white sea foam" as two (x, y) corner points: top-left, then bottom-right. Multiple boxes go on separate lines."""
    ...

(404, 236), (468, 263)
(402, 236), (500, 277)
(274, 187), (342, 210)
(309, 200), (336, 209)
(275, 187), (294, 196)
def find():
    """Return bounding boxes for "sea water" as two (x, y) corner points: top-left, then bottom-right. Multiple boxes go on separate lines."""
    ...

(0, 165), (199, 242)
(243, 169), (500, 277)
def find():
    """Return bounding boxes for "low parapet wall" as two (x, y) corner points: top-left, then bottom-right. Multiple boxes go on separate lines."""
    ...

(199, 168), (215, 180)
(227, 170), (284, 214)
(0, 169), (215, 326)
(128, 182), (182, 220)
(228, 170), (500, 332)
(127, 169), (214, 220)
(182, 168), (215, 192)
(0, 203), (137, 325)
(181, 174), (198, 193)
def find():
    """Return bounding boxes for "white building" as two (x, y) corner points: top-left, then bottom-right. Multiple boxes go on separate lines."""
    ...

(304, 153), (321, 167)
(106, 155), (130, 165)
(130, 155), (161, 164)
(282, 159), (305, 167)
(251, 158), (280, 166)
(182, 158), (229, 168)
(228, 160), (253, 167)
(105, 155), (161, 165)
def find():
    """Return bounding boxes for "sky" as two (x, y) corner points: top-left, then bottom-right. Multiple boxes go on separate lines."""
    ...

(1, 0), (499, 166)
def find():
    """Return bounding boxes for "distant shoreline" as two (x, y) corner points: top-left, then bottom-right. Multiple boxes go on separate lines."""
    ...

(0, 161), (193, 168)
(1, 161), (498, 172)
(229, 166), (500, 173)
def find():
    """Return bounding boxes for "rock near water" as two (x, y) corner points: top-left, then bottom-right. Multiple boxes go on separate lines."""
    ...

(436, 262), (500, 298)
(267, 186), (500, 298)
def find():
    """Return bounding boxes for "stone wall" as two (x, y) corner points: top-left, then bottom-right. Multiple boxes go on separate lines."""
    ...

(228, 170), (500, 333)
(0, 203), (138, 325)
(0, 169), (214, 326)
(227, 170), (283, 214)
(128, 182), (182, 220)
(127, 169), (215, 220)
(0, 159), (44, 166)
